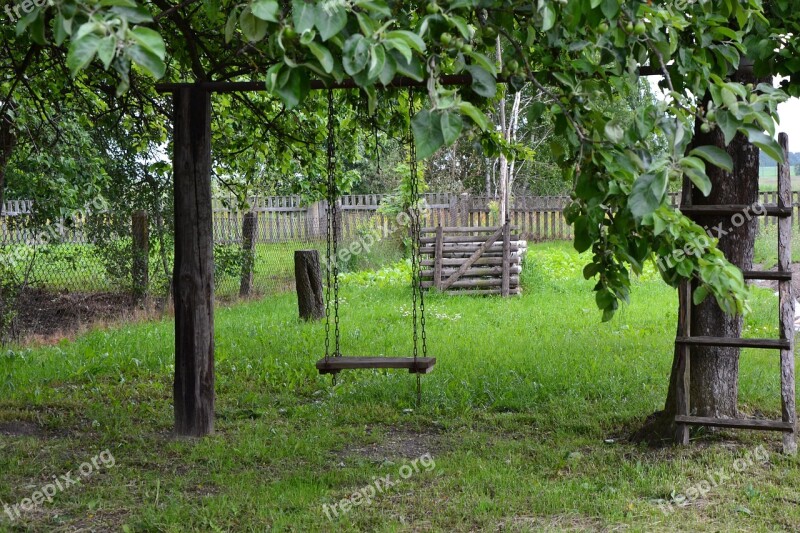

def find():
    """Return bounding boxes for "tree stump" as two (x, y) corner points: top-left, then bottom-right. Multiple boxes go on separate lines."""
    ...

(294, 250), (324, 320)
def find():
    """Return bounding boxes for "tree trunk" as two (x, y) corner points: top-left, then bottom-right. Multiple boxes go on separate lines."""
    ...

(294, 250), (325, 320)
(633, 66), (766, 443)
(173, 86), (215, 437)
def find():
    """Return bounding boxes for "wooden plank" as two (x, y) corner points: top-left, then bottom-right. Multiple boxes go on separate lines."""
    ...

(173, 86), (215, 437)
(422, 276), (519, 289)
(675, 336), (790, 350)
(433, 226), (444, 289)
(420, 244), (521, 254)
(420, 265), (522, 278)
(421, 226), (511, 233)
(502, 222), (510, 297)
(421, 257), (521, 267)
(778, 132), (797, 455)
(439, 227), (504, 290)
(316, 356), (436, 374)
(675, 280), (691, 445)
(675, 415), (794, 432)
(444, 288), (522, 296)
(742, 270), (793, 281)
(420, 234), (522, 243)
(680, 205), (791, 217)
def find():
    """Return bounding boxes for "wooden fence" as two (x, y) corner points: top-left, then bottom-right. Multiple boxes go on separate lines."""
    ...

(3, 191), (800, 246)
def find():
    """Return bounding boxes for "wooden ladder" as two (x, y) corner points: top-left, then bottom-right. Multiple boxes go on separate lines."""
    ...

(674, 133), (797, 454)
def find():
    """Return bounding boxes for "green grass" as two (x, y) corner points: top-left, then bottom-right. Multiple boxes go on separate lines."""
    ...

(1, 242), (799, 531)
(753, 222), (800, 269)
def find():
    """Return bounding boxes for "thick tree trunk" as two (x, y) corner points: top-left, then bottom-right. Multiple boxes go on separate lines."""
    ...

(173, 86), (215, 437)
(294, 250), (325, 320)
(633, 67), (766, 443)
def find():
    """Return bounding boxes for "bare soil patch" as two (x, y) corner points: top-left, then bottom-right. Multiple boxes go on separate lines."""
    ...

(0, 420), (44, 437)
(8, 288), (167, 344)
(338, 426), (445, 464)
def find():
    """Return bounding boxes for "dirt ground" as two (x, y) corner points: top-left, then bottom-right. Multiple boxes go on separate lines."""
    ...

(7, 288), (167, 344)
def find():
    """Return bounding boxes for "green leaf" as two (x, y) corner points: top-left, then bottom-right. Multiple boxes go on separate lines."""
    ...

(378, 52), (397, 85)
(604, 121), (624, 143)
(67, 34), (101, 76)
(307, 42), (334, 73)
(601, 0), (619, 19)
(252, 0), (280, 22)
(293, 0), (315, 33)
(685, 168), (712, 196)
(315, 3), (347, 41)
(741, 127), (785, 163)
(225, 7), (239, 42)
(715, 111), (738, 146)
(97, 36), (116, 70)
(343, 35), (370, 75)
(54, 13), (69, 46)
(540, 5), (556, 32)
(466, 65), (496, 98)
(367, 44), (386, 81)
(573, 216), (594, 253)
(411, 109), (445, 160)
(240, 7), (268, 42)
(693, 285), (710, 305)
(440, 111), (463, 147)
(629, 172), (667, 219)
(131, 27), (166, 60)
(127, 44), (166, 78)
(384, 30), (426, 54)
(109, 6), (153, 23)
(275, 67), (310, 109)
(458, 102), (489, 130)
(689, 145), (733, 172)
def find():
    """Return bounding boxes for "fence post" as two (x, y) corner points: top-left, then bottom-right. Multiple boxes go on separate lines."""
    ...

(239, 211), (257, 297)
(459, 192), (471, 227)
(132, 210), (149, 299)
(306, 200), (326, 239)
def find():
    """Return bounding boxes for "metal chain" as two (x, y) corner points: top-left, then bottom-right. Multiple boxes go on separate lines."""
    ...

(407, 89), (428, 406)
(324, 94), (333, 363)
(329, 91), (341, 359)
(324, 90), (341, 378)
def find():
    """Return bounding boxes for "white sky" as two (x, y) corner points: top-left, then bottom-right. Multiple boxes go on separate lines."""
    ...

(777, 97), (800, 153)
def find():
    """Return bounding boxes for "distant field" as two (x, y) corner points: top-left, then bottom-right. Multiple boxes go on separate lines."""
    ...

(759, 165), (798, 191)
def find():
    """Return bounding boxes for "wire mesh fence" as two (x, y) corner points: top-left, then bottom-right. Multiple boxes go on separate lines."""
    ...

(2, 191), (797, 299)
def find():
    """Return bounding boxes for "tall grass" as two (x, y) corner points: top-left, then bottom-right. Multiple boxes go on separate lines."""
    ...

(0, 242), (798, 531)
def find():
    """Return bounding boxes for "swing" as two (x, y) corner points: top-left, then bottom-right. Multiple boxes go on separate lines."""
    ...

(315, 90), (436, 387)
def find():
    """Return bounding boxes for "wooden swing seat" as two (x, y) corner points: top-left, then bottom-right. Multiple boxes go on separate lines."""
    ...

(316, 356), (436, 375)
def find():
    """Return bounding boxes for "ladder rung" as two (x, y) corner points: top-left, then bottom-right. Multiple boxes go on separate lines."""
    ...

(675, 336), (790, 350)
(675, 415), (794, 432)
(742, 270), (793, 281)
(680, 205), (791, 217)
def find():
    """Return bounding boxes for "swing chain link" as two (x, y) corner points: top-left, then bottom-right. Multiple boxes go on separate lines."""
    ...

(407, 90), (428, 405)
(324, 90), (341, 379)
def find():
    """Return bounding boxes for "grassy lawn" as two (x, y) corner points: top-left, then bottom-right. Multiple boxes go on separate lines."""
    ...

(1, 242), (799, 531)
